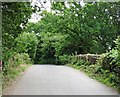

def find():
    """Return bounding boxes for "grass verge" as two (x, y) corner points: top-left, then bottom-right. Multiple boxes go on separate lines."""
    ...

(2, 64), (31, 90)
(67, 64), (120, 93)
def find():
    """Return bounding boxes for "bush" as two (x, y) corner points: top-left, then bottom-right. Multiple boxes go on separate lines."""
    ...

(75, 59), (90, 66)
(67, 37), (120, 91)
(98, 49), (120, 74)
(114, 36), (120, 51)
(3, 52), (32, 88)
(8, 53), (32, 66)
(58, 54), (71, 65)
(96, 49), (120, 90)
(15, 32), (39, 61)
(3, 52), (32, 74)
(39, 58), (56, 64)
(75, 60), (85, 66)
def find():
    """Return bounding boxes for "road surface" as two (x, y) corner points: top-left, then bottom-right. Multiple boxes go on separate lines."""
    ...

(3, 65), (118, 95)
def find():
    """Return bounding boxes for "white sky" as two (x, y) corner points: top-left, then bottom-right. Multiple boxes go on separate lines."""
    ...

(29, 0), (51, 23)
(28, 0), (85, 23)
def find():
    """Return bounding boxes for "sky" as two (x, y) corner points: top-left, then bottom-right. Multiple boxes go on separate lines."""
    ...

(28, 0), (85, 23)
(29, 0), (51, 23)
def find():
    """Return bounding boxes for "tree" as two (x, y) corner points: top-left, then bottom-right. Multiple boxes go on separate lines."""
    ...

(2, 2), (33, 74)
(15, 32), (38, 61)
(50, 2), (120, 53)
(25, 2), (120, 64)
(2, 2), (33, 49)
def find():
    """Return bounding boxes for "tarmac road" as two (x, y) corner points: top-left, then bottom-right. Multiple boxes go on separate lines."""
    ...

(3, 65), (118, 95)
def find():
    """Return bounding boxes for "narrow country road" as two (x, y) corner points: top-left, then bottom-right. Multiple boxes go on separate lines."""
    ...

(3, 65), (118, 95)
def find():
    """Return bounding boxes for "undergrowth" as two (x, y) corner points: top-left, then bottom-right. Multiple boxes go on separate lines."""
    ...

(2, 53), (32, 89)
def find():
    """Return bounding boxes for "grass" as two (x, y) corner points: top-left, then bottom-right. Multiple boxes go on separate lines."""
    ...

(2, 64), (31, 90)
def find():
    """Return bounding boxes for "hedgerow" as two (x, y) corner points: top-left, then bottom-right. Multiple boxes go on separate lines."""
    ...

(3, 52), (32, 89)
(67, 37), (120, 92)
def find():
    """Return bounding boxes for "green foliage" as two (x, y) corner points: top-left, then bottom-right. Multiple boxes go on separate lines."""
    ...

(96, 36), (120, 77)
(15, 32), (39, 61)
(3, 53), (32, 88)
(2, 2), (35, 89)
(68, 37), (120, 91)
(33, 29), (69, 64)
(69, 56), (119, 91)
(75, 60), (90, 66)
(2, 1), (120, 92)
(8, 53), (32, 67)
(25, 2), (120, 65)
(3, 52), (32, 74)
(2, 2), (33, 49)
(50, 2), (119, 54)
(114, 36), (120, 51)
(99, 49), (120, 73)
(2, 2), (33, 69)
(58, 54), (71, 65)
(115, 36), (120, 72)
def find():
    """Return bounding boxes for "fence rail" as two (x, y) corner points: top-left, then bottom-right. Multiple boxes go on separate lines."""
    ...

(72, 54), (101, 64)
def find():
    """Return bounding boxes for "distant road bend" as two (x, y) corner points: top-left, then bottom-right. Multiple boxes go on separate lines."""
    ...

(3, 65), (118, 95)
